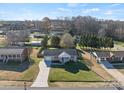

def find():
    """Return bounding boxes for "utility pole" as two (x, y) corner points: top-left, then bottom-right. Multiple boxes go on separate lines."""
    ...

(24, 81), (27, 90)
(90, 47), (93, 70)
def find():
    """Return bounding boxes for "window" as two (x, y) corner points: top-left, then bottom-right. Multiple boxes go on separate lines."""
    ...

(101, 58), (105, 61)
(17, 54), (20, 57)
(8, 55), (12, 58)
(64, 57), (69, 60)
(1, 55), (4, 57)
(71, 56), (74, 59)
(13, 55), (16, 58)
(54, 56), (58, 59)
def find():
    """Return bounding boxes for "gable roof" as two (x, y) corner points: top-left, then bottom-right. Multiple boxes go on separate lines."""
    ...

(0, 48), (25, 55)
(43, 49), (77, 56)
(94, 51), (124, 58)
(58, 52), (71, 58)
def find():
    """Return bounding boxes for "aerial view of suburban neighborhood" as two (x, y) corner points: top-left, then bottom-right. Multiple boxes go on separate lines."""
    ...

(0, 3), (124, 90)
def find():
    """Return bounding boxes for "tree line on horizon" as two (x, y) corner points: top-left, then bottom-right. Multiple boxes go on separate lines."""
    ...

(1, 16), (124, 41)
(42, 16), (124, 41)
(1, 15), (124, 47)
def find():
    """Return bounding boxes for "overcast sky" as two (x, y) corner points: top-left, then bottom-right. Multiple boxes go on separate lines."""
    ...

(0, 3), (124, 20)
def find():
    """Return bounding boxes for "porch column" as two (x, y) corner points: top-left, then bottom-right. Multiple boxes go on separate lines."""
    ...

(5, 55), (9, 64)
(121, 57), (123, 61)
(20, 54), (22, 63)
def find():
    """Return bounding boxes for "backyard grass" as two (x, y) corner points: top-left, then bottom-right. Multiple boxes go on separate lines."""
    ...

(76, 44), (112, 51)
(0, 37), (6, 47)
(114, 41), (124, 47)
(30, 37), (43, 41)
(114, 41), (124, 46)
(48, 61), (103, 82)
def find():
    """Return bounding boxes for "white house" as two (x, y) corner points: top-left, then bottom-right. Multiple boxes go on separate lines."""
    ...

(43, 49), (78, 64)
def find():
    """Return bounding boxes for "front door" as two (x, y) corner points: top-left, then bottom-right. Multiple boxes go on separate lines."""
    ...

(61, 57), (70, 63)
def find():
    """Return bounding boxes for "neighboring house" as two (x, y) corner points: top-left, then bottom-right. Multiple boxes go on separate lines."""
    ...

(50, 30), (65, 37)
(93, 51), (124, 63)
(33, 33), (45, 38)
(43, 49), (78, 64)
(17, 42), (25, 46)
(0, 30), (4, 35)
(29, 33), (46, 38)
(30, 41), (41, 46)
(0, 48), (28, 64)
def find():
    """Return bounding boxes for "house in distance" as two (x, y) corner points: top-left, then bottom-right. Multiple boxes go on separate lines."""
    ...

(0, 47), (28, 64)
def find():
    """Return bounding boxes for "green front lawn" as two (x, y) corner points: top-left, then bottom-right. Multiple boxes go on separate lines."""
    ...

(48, 61), (103, 82)
(20, 57), (41, 81)
(20, 63), (39, 81)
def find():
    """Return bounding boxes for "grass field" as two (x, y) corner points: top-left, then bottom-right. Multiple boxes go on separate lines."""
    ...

(49, 82), (113, 88)
(20, 62), (39, 81)
(76, 44), (112, 51)
(114, 41), (124, 45)
(30, 37), (43, 41)
(0, 36), (6, 47)
(0, 59), (39, 82)
(20, 48), (41, 81)
(48, 61), (103, 82)
(114, 41), (124, 48)
(0, 48), (40, 86)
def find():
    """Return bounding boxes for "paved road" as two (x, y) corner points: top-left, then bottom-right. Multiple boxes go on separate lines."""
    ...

(100, 61), (124, 86)
(0, 87), (118, 90)
(31, 60), (51, 87)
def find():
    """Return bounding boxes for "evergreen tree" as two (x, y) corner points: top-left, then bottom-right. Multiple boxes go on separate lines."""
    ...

(48, 36), (60, 47)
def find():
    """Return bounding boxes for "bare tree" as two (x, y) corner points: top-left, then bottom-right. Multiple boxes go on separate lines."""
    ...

(6, 30), (30, 46)
(42, 17), (51, 34)
(60, 33), (75, 48)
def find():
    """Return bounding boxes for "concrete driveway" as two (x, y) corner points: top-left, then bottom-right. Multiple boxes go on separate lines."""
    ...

(31, 59), (51, 88)
(113, 44), (124, 51)
(100, 61), (124, 86)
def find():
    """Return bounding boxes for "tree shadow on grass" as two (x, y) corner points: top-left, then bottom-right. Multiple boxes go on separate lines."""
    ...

(51, 61), (90, 74)
(0, 59), (35, 72)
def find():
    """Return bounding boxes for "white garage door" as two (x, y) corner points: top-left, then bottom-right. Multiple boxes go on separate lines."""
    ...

(44, 56), (52, 62)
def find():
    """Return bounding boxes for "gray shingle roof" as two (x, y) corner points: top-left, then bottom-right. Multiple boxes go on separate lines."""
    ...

(0, 48), (24, 55)
(95, 51), (124, 58)
(43, 49), (78, 56)
(94, 51), (110, 58)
